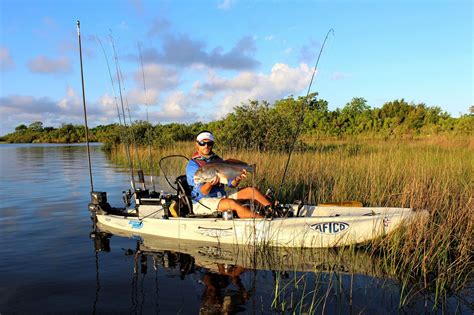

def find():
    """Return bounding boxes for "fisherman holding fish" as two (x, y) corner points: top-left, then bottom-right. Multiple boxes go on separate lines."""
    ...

(186, 131), (272, 218)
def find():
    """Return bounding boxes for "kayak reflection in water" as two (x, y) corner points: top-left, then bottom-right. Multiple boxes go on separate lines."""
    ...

(199, 264), (251, 314)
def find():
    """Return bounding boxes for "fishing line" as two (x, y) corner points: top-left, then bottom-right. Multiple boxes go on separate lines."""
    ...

(137, 41), (157, 192)
(118, 58), (146, 189)
(109, 33), (137, 191)
(275, 28), (334, 207)
(96, 36), (123, 126)
(123, 94), (147, 189)
(109, 34), (146, 190)
(97, 35), (138, 189)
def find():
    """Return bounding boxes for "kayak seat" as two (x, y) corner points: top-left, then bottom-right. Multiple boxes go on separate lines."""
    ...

(174, 175), (193, 217)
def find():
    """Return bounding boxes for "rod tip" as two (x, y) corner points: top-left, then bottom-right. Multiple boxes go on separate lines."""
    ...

(77, 20), (80, 26)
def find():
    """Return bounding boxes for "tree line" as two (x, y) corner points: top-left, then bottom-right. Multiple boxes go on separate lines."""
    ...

(2, 95), (472, 151)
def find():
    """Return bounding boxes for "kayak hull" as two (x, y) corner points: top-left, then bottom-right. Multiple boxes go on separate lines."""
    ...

(95, 205), (428, 248)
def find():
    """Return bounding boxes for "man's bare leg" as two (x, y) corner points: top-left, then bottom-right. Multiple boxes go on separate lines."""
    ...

(218, 198), (263, 218)
(236, 187), (271, 207)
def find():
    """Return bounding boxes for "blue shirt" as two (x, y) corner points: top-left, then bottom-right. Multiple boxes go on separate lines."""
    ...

(186, 156), (234, 201)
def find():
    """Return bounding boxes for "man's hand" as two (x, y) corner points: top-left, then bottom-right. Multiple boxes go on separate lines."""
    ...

(209, 175), (220, 186)
(200, 175), (220, 195)
(232, 169), (247, 187)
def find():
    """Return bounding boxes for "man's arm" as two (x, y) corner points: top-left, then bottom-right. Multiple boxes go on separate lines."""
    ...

(186, 160), (219, 196)
(229, 169), (247, 188)
(186, 160), (199, 187)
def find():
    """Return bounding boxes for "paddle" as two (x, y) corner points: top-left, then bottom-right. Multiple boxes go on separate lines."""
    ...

(317, 201), (363, 207)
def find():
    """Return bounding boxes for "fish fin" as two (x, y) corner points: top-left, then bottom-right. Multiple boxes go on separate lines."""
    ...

(248, 164), (256, 173)
(224, 158), (247, 164)
(223, 159), (255, 173)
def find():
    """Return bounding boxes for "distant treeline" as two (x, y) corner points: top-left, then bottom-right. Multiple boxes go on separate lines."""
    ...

(2, 94), (473, 151)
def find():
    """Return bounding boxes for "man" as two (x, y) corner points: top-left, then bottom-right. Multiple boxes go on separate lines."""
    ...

(186, 131), (271, 218)
(200, 264), (250, 312)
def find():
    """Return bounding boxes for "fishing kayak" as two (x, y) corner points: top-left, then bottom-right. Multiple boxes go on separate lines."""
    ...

(91, 192), (428, 248)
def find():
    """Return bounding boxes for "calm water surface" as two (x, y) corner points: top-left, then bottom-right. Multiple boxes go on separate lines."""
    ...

(0, 144), (471, 314)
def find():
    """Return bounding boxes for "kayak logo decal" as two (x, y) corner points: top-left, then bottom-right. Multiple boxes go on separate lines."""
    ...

(128, 220), (143, 229)
(310, 222), (349, 234)
(196, 226), (234, 238)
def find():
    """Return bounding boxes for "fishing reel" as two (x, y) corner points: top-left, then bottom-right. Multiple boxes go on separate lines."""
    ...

(272, 204), (294, 218)
(262, 188), (293, 218)
(258, 203), (294, 218)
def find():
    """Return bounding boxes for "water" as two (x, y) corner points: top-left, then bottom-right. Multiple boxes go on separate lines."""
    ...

(0, 144), (471, 314)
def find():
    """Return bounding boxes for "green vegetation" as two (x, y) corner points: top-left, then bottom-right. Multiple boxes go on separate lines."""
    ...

(87, 94), (473, 310)
(110, 138), (473, 311)
(1, 121), (93, 143)
(0, 93), (474, 306)
(1, 96), (472, 148)
(2, 95), (472, 310)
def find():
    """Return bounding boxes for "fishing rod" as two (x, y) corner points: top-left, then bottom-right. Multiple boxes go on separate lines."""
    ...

(98, 36), (146, 194)
(110, 35), (146, 190)
(98, 35), (152, 211)
(275, 28), (334, 205)
(109, 34), (137, 191)
(77, 20), (94, 193)
(96, 37), (124, 127)
(123, 95), (147, 189)
(137, 42), (157, 192)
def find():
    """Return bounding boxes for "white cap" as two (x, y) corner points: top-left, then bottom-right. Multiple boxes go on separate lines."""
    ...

(196, 131), (215, 142)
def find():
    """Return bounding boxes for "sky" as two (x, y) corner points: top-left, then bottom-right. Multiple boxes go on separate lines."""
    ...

(0, 0), (472, 135)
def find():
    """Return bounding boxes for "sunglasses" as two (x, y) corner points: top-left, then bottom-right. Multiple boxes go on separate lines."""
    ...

(197, 141), (214, 147)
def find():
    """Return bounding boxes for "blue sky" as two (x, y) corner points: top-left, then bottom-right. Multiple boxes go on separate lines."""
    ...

(0, 0), (472, 135)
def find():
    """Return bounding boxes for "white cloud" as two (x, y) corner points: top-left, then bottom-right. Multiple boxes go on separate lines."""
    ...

(1, 61), (315, 134)
(133, 63), (180, 91)
(0, 47), (15, 70)
(0, 87), (128, 134)
(217, 0), (236, 10)
(125, 89), (152, 107)
(96, 93), (126, 124)
(57, 87), (83, 113)
(200, 63), (313, 117)
(162, 92), (187, 118)
(140, 34), (259, 70)
(28, 55), (72, 74)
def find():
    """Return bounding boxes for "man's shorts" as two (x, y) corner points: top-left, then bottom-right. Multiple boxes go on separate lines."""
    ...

(192, 192), (238, 215)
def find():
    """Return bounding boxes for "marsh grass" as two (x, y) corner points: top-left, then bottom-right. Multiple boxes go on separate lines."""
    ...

(108, 136), (473, 310)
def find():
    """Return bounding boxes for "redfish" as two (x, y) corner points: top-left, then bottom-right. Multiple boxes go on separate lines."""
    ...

(193, 159), (255, 185)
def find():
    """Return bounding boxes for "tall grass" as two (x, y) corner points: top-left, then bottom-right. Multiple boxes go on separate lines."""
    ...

(107, 136), (473, 309)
